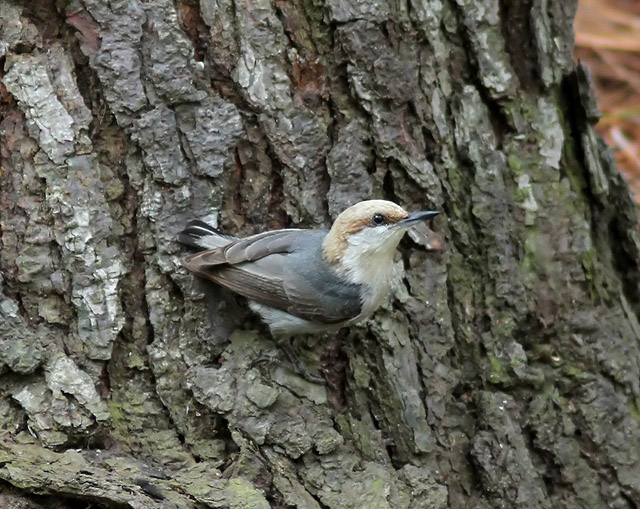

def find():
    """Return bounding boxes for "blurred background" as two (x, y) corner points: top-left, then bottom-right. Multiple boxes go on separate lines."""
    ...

(575, 0), (640, 206)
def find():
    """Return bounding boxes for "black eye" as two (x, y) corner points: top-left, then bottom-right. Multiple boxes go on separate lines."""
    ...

(372, 213), (386, 225)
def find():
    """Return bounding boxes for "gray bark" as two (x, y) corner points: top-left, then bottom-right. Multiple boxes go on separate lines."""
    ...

(1, 0), (640, 507)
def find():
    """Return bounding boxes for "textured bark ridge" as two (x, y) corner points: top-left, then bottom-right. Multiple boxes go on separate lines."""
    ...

(1, 0), (640, 507)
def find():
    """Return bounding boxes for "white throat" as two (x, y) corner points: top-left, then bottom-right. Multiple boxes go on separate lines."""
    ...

(338, 227), (405, 314)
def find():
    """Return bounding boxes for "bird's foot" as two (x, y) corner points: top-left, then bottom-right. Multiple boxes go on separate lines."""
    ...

(253, 344), (325, 384)
(280, 343), (325, 384)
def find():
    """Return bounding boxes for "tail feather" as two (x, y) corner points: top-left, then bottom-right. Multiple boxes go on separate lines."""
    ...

(178, 220), (235, 251)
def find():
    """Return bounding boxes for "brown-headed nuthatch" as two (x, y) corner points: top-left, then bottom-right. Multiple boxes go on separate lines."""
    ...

(179, 200), (439, 380)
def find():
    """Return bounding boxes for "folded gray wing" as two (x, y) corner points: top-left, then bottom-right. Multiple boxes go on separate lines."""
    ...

(181, 230), (362, 324)
(182, 229), (305, 267)
(224, 230), (306, 263)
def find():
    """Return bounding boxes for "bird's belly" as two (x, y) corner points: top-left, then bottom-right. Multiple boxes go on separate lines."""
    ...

(249, 302), (342, 336)
(248, 271), (391, 335)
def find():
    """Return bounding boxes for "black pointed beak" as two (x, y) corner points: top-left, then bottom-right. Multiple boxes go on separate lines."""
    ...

(396, 210), (440, 228)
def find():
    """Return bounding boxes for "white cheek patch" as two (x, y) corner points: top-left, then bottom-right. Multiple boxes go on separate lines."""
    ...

(346, 227), (403, 252)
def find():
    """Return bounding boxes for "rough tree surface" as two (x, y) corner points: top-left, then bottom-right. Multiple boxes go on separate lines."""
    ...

(1, 0), (640, 508)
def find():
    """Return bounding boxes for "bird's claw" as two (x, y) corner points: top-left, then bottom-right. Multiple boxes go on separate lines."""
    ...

(252, 347), (325, 384)
(252, 354), (280, 367)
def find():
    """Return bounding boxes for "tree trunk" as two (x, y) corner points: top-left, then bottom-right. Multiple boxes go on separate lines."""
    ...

(2, 0), (640, 507)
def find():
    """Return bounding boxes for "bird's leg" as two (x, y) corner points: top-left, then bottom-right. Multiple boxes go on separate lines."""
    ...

(253, 336), (325, 384)
(279, 338), (325, 384)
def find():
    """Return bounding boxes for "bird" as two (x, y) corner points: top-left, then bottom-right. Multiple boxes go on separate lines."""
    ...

(178, 200), (439, 381)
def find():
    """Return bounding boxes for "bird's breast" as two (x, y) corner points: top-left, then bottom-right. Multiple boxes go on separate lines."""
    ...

(337, 244), (397, 317)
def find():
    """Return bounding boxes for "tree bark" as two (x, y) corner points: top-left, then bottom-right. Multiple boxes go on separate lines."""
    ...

(1, 0), (640, 507)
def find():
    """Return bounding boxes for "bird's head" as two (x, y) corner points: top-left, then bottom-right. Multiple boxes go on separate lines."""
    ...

(323, 200), (439, 266)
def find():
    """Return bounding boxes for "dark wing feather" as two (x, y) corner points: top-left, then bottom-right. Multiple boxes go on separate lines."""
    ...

(223, 230), (306, 263)
(181, 229), (362, 324)
(182, 229), (306, 268)
(201, 260), (294, 312)
(183, 248), (231, 268)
